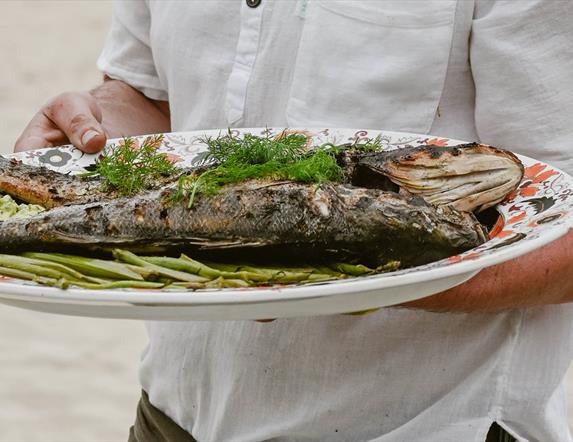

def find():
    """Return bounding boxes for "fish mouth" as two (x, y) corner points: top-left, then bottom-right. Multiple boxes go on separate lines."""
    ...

(357, 143), (524, 212)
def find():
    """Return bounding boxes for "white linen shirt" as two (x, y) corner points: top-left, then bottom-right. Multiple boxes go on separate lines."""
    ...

(97, 1), (573, 441)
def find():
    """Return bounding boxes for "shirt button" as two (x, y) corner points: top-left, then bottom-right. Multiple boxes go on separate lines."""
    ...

(246, 0), (261, 8)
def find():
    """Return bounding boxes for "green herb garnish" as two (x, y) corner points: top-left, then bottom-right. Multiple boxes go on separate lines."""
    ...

(94, 135), (177, 196)
(175, 131), (337, 206)
(203, 131), (310, 165)
(172, 131), (385, 206)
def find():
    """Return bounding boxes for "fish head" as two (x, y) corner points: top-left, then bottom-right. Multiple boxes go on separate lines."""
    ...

(356, 143), (524, 212)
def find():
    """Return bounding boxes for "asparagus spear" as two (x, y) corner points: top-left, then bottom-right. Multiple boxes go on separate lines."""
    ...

(142, 254), (270, 282)
(0, 249), (399, 291)
(180, 255), (258, 280)
(0, 255), (102, 282)
(70, 280), (165, 290)
(23, 252), (145, 281)
(329, 263), (375, 276)
(112, 250), (209, 283)
(138, 255), (220, 279)
(0, 265), (64, 287)
(0, 255), (81, 281)
(205, 277), (251, 288)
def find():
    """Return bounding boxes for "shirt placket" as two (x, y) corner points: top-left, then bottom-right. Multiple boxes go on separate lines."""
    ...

(225, 0), (265, 125)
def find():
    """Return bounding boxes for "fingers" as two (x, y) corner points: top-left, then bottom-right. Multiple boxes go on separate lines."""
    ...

(14, 135), (54, 152)
(14, 113), (67, 152)
(43, 92), (107, 153)
(14, 92), (108, 154)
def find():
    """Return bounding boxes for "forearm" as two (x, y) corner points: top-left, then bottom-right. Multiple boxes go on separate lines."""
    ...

(402, 229), (573, 313)
(91, 78), (170, 138)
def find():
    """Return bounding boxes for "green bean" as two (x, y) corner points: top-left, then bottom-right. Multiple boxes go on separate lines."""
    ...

(231, 265), (286, 278)
(124, 264), (159, 280)
(0, 263), (162, 290)
(122, 264), (181, 282)
(3, 255), (101, 282)
(206, 261), (328, 282)
(376, 261), (401, 273)
(329, 263), (374, 276)
(203, 262), (240, 272)
(166, 278), (250, 289)
(179, 254), (264, 281)
(0, 256), (74, 281)
(113, 250), (208, 283)
(0, 265), (47, 282)
(0, 256), (117, 287)
(70, 280), (165, 290)
(0, 249), (400, 291)
(313, 266), (346, 277)
(304, 273), (339, 282)
(176, 255), (221, 277)
(218, 263), (341, 281)
(0, 265), (65, 287)
(137, 256), (212, 281)
(196, 260), (339, 283)
(245, 264), (317, 275)
(23, 252), (144, 281)
(178, 255), (269, 281)
(164, 282), (208, 290)
(204, 277), (251, 288)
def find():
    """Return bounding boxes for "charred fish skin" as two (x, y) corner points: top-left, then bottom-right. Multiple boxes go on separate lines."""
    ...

(0, 156), (108, 208)
(0, 181), (487, 267)
(353, 143), (524, 213)
(0, 156), (188, 208)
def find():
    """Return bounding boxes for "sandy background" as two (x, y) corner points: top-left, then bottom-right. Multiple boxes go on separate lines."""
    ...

(0, 2), (147, 441)
(0, 1), (572, 441)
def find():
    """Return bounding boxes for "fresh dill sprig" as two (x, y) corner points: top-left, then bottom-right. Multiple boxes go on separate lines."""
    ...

(201, 131), (310, 166)
(94, 135), (177, 196)
(174, 131), (382, 207)
(173, 131), (344, 207)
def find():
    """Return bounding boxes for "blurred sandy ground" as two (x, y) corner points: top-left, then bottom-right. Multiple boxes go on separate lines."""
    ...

(1, 1), (573, 441)
(0, 1), (147, 441)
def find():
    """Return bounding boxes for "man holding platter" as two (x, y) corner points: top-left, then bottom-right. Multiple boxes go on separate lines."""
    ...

(14, 1), (573, 441)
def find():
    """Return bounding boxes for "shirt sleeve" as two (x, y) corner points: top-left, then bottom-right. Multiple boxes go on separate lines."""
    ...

(471, 0), (573, 174)
(96, 0), (168, 101)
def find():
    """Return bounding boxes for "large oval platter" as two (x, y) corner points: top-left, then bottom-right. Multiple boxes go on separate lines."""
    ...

(0, 128), (571, 320)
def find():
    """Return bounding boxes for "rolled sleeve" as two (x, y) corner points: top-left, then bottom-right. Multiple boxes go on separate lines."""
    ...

(97, 0), (168, 101)
(471, 0), (573, 174)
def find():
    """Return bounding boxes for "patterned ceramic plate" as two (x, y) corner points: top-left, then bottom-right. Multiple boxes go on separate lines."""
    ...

(0, 128), (571, 321)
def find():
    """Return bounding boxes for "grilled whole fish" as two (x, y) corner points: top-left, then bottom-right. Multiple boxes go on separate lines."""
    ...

(0, 181), (487, 267)
(0, 141), (525, 267)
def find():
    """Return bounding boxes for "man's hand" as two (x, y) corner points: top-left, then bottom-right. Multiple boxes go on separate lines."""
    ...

(14, 79), (170, 153)
(15, 92), (107, 153)
(402, 229), (573, 313)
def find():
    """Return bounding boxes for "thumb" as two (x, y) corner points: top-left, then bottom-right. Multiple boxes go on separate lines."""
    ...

(43, 92), (107, 153)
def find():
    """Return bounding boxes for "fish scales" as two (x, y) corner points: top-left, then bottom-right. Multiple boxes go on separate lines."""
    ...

(0, 181), (486, 267)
